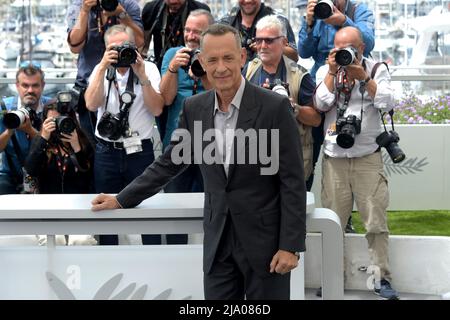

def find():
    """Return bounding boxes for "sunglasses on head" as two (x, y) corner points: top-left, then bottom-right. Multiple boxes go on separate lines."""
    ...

(253, 36), (284, 45)
(19, 61), (42, 69)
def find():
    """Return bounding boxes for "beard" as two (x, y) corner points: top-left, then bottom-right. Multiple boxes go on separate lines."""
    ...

(23, 94), (38, 106)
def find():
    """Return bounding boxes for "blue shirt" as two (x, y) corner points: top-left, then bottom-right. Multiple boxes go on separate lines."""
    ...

(66, 0), (143, 87)
(160, 46), (205, 149)
(0, 96), (52, 176)
(298, 2), (375, 80)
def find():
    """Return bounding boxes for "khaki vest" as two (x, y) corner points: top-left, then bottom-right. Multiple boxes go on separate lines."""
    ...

(245, 56), (314, 179)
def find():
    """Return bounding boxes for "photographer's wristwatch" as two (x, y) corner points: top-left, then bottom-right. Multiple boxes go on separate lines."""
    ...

(118, 11), (129, 20)
(140, 78), (152, 86)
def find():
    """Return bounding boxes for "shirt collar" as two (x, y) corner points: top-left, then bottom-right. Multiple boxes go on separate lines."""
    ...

(214, 76), (246, 115)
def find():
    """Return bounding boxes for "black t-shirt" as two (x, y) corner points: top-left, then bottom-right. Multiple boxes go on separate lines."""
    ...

(142, 0), (210, 70)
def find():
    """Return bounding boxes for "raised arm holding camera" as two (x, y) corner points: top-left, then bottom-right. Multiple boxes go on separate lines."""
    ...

(84, 24), (164, 245)
(314, 26), (403, 300)
(298, 0), (375, 79)
(66, 0), (144, 146)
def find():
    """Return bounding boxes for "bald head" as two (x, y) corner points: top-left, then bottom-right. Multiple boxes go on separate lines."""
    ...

(334, 26), (365, 56)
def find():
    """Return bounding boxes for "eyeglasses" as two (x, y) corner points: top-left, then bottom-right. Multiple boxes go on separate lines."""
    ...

(19, 61), (42, 69)
(184, 27), (203, 36)
(253, 36), (284, 45)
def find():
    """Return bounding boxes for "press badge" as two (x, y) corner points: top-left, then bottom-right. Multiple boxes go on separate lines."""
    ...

(123, 131), (143, 155)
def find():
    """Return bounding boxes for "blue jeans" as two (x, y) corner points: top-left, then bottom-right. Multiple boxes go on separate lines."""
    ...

(94, 139), (155, 245)
(0, 174), (20, 194)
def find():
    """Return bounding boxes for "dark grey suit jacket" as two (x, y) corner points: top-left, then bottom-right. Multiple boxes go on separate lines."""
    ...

(117, 80), (307, 277)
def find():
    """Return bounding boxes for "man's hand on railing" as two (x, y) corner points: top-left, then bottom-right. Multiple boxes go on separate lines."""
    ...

(91, 193), (122, 211)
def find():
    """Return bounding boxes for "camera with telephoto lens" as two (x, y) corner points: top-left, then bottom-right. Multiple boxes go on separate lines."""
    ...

(111, 42), (137, 68)
(2, 104), (37, 129)
(182, 48), (205, 77)
(95, 0), (118, 12)
(376, 130), (406, 163)
(314, 0), (335, 19)
(97, 91), (136, 141)
(335, 47), (358, 66)
(267, 79), (290, 97)
(336, 114), (361, 149)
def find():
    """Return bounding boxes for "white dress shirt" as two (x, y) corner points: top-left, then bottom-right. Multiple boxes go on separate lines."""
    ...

(213, 76), (246, 176)
(89, 61), (161, 142)
(314, 58), (395, 158)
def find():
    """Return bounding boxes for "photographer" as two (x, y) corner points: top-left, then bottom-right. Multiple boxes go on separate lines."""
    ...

(25, 99), (93, 194)
(150, 9), (213, 245)
(141, 0), (211, 144)
(85, 24), (164, 245)
(244, 15), (320, 181)
(314, 26), (399, 299)
(25, 100), (96, 246)
(0, 63), (51, 195)
(141, 0), (211, 70)
(219, 0), (298, 63)
(298, 0), (374, 79)
(66, 0), (144, 145)
(298, 0), (374, 232)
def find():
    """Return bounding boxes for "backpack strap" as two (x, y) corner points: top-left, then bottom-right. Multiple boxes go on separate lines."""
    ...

(370, 61), (389, 80)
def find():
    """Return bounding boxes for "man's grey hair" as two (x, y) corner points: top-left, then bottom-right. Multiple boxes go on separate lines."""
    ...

(104, 24), (135, 46)
(255, 15), (287, 37)
(188, 9), (215, 25)
(200, 24), (241, 51)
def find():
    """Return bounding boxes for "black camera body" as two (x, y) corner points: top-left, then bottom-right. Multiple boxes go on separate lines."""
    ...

(95, 0), (118, 12)
(97, 91), (136, 141)
(55, 116), (76, 135)
(3, 104), (37, 129)
(182, 49), (205, 77)
(111, 42), (137, 68)
(267, 79), (290, 97)
(97, 111), (123, 141)
(241, 36), (253, 51)
(56, 91), (78, 114)
(376, 130), (406, 163)
(336, 114), (361, 149)
(335, 47), (358, 66)
(314, 0), (335, 20)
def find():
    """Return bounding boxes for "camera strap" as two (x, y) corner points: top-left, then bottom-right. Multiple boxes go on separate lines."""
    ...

(143, 1), (166, 58)
(103, 66), (116, 113)
(335, 67), (364, 127)
(379, 109), (396, 133)
(112, 69), (136, 137)
(160, 3), (188, 63)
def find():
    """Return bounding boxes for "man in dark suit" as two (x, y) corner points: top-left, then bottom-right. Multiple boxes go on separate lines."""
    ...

(91, 24), (306, 300)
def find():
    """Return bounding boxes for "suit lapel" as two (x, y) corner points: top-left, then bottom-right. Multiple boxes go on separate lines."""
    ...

(227, 82), (260, 184)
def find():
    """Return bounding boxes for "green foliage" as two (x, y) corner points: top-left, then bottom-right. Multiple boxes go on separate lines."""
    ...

(390, 92), (450, 124)
(352, 210), (450, 236)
